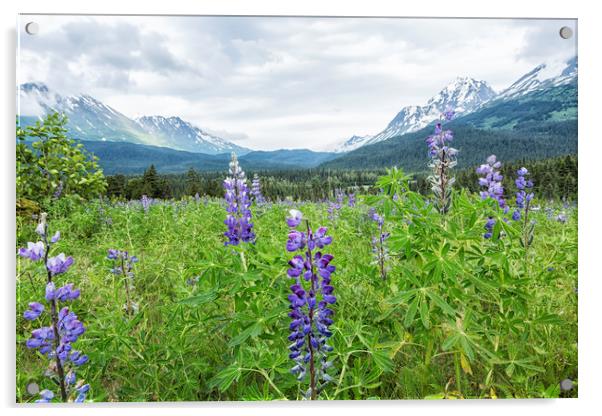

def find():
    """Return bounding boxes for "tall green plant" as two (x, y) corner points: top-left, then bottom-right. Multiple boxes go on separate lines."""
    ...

(16, 112), (107, 204)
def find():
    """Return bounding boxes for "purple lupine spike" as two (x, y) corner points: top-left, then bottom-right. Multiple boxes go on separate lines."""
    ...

(107, 249), (138, 315)
(426, 111), (458, 214)
(477, 155), (509, 239)
(347, 193), (356, 207)
(141, 194), (151, 213)
(512, 167), (536, 249)
(369, 208), (390, 279)
(251, 174), (266, 205)
(223, 153), (255, 246)
(285, 210), (336, 400)
(19, 215), (89, 403)
(513, 167), (534, 221)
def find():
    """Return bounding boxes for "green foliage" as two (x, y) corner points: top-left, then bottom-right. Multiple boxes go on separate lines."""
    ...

(16, 175), (577, 400)
(17, 112), (107, 204)
(105, 155), (577, 204)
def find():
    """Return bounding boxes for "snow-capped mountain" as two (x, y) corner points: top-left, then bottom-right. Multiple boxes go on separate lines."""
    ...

(19, 82), (156, 145)
(331, 56), (577, 153)
(333, 134), (373, 153)
(332, 77), (496, 152)
(496, 56), (577, 100)
(18, 82), (250, 155)
(372, 77), (496, 142)
(135, 116), (249, 155)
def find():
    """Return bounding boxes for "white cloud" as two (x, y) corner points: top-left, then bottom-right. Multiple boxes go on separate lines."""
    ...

(18, 15), (577, 150)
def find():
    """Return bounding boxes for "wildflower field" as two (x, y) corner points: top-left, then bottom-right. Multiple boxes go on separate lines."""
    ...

(16, 173), (578, 401)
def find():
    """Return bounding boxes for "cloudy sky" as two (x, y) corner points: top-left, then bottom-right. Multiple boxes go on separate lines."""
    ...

(18, 16), (577, 150)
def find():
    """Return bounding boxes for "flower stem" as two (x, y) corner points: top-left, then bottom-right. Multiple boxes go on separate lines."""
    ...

(43, 229), (67, 402)
(121, 257), (132, 316)
(240, 250), (247, 273)
(305, 220), (317, 400)
(454, 351), (462, 396)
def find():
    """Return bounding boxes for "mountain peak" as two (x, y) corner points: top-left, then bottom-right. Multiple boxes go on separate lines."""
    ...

(20, 82), (49, 94)
(498, 56), (577, 100)
(19, 84), (250, 155)
(370, 76), (495, 143)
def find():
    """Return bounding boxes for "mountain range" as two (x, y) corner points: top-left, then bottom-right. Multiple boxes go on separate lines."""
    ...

(18, 83), (250, 155)
(332, 56), (577, 153)
(17, 56), (577, 174)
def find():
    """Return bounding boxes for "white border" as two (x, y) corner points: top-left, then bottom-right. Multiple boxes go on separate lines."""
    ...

(2, 1), (599, 415)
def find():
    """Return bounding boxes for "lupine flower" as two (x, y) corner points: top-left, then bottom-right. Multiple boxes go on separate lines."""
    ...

(287, 209), (303, 228)
(107, 249), (138, 315)
(335, 189), (344, 206)
(35, 390), (54, 403)
(327, 202), (340, 221)
(476, 155), (508, 212)
(18, 241), (45, 261)
(194, 193), (201, 204)
(348, 193), (356, 207)
(46, 253), (74, 276)
(251, 174), (266, 204)
(512, 168), (535, 249)
(512, 167), (534, 222)
(19, 215), (89, 403)
(369, 208), (390, 279)
(223, 153), (255, 246)
(476, 155), (509, 238)
(484, 217), (496, 239)
(426, 111), (458, 214)
(50, 231), (61, 243)
(74, 384), (90, 403)
(285, 209), (336, 400)
(23, 302), (44, 320)
(141, 194), (151, 213)
(556, 213), (567, 223)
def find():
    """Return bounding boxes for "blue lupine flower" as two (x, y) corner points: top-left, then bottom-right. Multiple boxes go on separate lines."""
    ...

(426, 111), (458, 214)
(107, 249), (138, 315)
(484, 217), (496, 239)
(369, 208), (390, 279)
(20, 216), (89, 403)
(513, 167), (534, 220)
(251, 174), (266, 204)
(50, 231), (60, 244)
(46, 253), (74, 276)
(74, 384), (90, 403)
(66, 371), (76, 385)
(35, 389), (54, 403)
(141, 194), (151, 213)
(23, 302), (44, 321)
(476, 155), (508, 212)
(285, 210), (336, 399)
(287, 209), (303, 228)
(348, 193), (356, 207)
(18, 241), (45, 261)
(223, 153), (255, 246)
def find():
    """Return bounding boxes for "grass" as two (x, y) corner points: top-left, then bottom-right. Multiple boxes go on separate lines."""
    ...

(16, 194), (578, 402)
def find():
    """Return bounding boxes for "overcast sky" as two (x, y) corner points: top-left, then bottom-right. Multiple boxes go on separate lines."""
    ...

(18, 16), (577, 150)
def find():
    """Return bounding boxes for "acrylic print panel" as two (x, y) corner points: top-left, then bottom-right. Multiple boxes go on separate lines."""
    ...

(16, 15), (577, 402)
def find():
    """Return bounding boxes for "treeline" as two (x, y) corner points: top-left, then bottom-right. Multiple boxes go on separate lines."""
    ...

(415, 154), (577, 201)
(105, 154), (577, 202)
(321, 121), (577, 171)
